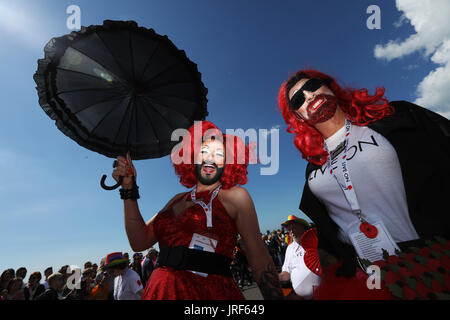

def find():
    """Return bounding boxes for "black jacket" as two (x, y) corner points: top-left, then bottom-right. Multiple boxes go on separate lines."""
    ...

(24, 284), (45, 300)
(299, 101), (450, 270)
(35, 288), (59, 300)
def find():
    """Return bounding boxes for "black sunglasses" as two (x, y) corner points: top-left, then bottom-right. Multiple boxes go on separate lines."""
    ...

(288, 78), (328, 110)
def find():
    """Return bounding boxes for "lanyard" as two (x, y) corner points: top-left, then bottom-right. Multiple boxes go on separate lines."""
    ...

(190, 184), (221, 228)
(323, 119), (366, 225)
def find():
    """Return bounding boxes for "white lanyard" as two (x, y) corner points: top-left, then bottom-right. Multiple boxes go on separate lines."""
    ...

(190, 184), (221, 228)
(324, 121), (401, 257)
(324, 119), (366, 224)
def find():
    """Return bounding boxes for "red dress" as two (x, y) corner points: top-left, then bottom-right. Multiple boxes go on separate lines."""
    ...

(142, 190), (245, 300)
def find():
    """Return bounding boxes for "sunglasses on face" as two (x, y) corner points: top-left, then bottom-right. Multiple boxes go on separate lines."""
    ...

(289, 78), (328, 110)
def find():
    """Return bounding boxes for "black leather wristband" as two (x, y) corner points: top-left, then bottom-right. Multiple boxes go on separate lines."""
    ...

(119, 179), (140, 200)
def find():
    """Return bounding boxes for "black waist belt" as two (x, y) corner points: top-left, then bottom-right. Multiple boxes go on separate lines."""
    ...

(156, 246), (232, 277)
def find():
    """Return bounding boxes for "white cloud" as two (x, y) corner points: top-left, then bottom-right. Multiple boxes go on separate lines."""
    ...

(393, 14), (407, 28)
(374, 0), (450, 118)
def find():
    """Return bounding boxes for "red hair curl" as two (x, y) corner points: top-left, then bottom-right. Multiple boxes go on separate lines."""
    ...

(278, 69), (394, 165)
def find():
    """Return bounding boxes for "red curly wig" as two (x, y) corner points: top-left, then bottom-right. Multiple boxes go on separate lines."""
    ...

(170, 121), (252, 189)
(278, 69), (394, 165)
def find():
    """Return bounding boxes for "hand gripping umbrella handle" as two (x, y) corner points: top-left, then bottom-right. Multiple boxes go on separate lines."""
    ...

(100, 160), (123, 190)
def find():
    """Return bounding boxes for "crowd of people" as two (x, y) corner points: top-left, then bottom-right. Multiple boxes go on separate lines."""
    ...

(231, 228), (297, 289)
(0, 248), (159, 300)
(0, 227), (298, 301)
(0, 228), (300, 300)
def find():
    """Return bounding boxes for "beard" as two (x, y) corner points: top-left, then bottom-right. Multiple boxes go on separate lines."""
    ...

(195, 161), (225, 185)
(301, 94), (338, 125)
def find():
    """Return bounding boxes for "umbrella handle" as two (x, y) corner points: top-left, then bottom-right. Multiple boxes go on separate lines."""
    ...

(100, 174), (123, 190)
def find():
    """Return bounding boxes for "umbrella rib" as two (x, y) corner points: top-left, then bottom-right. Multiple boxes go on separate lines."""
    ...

(137, 96), (160, 144)
(87, 97), (129, 138)
(56, 87), (124, 95)
(142, 96), (193, 124)
(138, 41), (160, 82)
(133, 94), (139, 147)
(141, 95), (176, 131)
(94, 33), (131, 82)
(112, 96), (134, 146)
(128, 30), (136, 81)
(125, 95), (136, 148)
(73, 94), (129, 115)
(142, 60), (183, 87)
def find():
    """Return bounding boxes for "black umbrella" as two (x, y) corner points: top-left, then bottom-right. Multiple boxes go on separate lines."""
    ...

(34, 20), (208, 190)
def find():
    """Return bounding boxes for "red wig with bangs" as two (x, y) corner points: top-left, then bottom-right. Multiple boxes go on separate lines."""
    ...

(278, 69), (394, 165)
(170, 121), (252, 189)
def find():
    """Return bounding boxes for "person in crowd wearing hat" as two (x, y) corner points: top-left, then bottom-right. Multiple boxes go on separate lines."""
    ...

(102, 252), (144, 300)
(36, 273), (64, 300)
(111, 121), (283, 300)
(278, 215), (322, 300)
(278, 68), (450, 299)
(24, 272), (45, 300)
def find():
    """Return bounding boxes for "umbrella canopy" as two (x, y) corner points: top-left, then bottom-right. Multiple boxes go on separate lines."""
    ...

(34, 20), (208, 161)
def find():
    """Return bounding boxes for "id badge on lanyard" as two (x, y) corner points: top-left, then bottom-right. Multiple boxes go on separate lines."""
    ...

(325, 119), (400, 263)
(188, 184), (221, 277)
(347, 220), (400, 263)
(188, 233), (218, 277)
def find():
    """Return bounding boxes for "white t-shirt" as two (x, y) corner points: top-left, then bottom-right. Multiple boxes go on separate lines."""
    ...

(282, 241), (321, 299)
(113, 268), (143, 300)
(308, 124), (419, 244)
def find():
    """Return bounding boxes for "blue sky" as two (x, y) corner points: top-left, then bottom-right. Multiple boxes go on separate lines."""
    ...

(1, 0), (448, 278)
